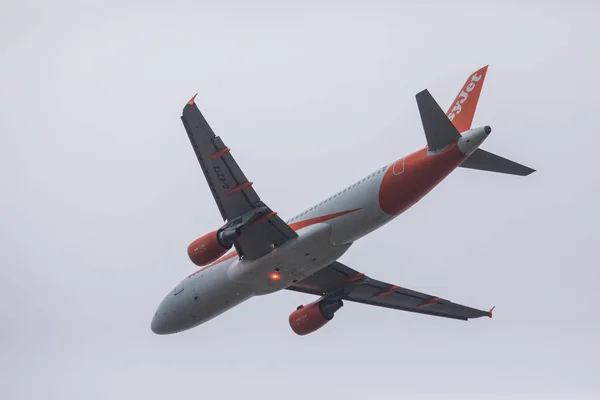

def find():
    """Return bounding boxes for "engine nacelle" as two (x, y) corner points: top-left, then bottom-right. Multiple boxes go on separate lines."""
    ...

(187, 230), (233, 267)
(289, 299), (343, 336)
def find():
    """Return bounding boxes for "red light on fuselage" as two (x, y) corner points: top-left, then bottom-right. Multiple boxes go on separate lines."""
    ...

(270, 272), (281, 281)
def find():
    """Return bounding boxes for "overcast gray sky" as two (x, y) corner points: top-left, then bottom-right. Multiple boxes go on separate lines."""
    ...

(2, 1), (599, 399)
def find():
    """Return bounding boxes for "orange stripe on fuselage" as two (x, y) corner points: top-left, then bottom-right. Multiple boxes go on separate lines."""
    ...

(288, 209), (360, 231)
(186, 208), (361, 278)
(378, 142), (466, 216)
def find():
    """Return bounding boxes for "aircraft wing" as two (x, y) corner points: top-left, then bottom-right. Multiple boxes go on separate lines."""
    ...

(286, 261), (492, 321)
(180, 95), (298, 260)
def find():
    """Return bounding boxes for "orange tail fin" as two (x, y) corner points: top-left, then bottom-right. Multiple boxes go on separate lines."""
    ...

(446, 65), (488, 134)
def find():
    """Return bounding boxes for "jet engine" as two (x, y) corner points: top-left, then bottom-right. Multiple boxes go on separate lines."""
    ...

(187, 229), (237, 266)
(289, 299), (343, 336)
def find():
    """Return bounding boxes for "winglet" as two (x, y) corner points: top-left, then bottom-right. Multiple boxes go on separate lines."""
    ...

(187, 93), (198, 105)
(487, 306), (495, 318)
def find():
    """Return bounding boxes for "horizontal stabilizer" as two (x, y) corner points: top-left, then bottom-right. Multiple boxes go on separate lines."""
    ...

(460, 149), (535, 176)
(416, 89), (461, 151)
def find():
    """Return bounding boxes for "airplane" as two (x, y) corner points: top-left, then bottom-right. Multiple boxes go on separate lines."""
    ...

(151, 66), (535, 336)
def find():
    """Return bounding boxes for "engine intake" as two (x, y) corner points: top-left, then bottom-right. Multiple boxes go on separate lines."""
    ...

(289, 299), (343, 336)
(187, 230), (234, 267)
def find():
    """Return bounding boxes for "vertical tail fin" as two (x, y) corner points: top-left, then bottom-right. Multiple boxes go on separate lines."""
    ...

(447, 65), (489, 134)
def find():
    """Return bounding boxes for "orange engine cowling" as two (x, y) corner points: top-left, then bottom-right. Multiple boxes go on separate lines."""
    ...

(187, 230), (231, 267)
(289, 299), (343, 336)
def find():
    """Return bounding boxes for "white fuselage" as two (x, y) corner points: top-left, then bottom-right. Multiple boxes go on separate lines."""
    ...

(150, 128), (489, 334)
(151, 164), (395, 334)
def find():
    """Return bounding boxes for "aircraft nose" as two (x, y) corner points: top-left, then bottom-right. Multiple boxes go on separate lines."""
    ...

(151, 284), (189, 335)
(151, 293), (178, 335)
(151, 311), (169, 335)
(151, 281), (199, 335)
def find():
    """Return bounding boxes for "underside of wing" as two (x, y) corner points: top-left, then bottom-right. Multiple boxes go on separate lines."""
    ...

(287, 261), (492, 321)
(180, 96), (297, 260)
